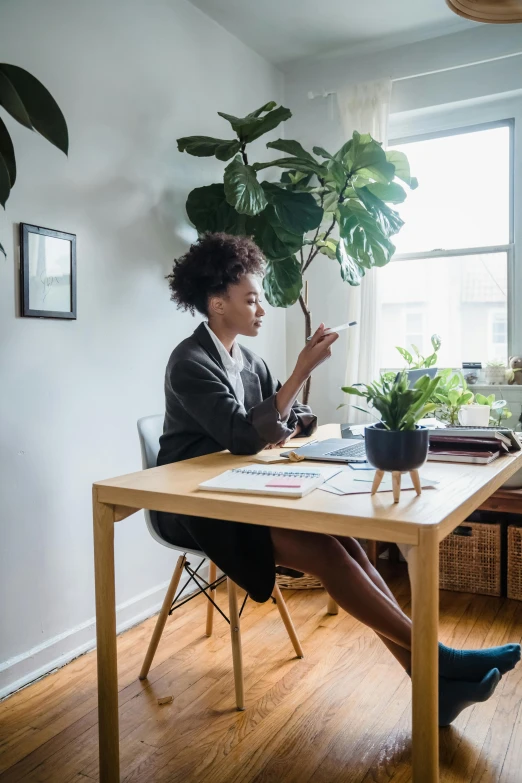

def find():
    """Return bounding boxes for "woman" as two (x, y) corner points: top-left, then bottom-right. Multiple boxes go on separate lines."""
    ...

(157, 232), (520, 726)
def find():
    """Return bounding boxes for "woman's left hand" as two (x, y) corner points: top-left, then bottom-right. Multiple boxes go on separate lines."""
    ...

(266, 423), (302, 449)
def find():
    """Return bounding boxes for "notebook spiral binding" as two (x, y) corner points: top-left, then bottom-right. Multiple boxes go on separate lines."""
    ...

(231, 468), (320, 479)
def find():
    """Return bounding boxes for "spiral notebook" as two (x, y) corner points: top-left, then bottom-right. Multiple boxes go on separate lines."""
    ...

(198, 465), (342, 498)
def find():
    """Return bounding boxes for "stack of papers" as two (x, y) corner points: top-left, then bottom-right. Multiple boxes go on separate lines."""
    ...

(319, 469), (439, 496)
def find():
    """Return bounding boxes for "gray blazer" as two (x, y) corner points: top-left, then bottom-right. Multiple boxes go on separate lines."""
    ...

(156, 322), (317, 602)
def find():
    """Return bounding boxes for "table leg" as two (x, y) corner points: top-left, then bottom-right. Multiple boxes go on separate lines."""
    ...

(93, 489), (120, 783)
(409, 526), (439, 783)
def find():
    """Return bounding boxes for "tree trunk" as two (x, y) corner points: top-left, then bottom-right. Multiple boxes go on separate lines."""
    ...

(298, 292), (312, 406)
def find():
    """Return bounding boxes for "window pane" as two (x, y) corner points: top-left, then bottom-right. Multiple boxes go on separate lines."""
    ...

(393, 126), (511, 254)
(378, 253), (508, 368)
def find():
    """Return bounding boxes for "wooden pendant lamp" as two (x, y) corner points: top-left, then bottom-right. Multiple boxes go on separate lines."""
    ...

(446, 0), (522, 22)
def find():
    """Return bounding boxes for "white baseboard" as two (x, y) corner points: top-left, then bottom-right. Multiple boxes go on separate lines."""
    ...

(0, 561), (208, 701)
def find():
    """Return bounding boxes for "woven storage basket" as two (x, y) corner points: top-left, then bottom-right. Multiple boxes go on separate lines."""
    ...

(439, 521), (501, 597)
(508, 526), (522, 601)
(275, 572), (322, 590)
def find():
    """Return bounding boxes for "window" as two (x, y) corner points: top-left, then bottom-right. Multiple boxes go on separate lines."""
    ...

(378, 122), (513, 369)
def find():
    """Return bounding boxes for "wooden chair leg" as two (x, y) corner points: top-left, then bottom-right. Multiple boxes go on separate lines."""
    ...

(206, 561), (217, 637)
(326, 595), (339, 615)
(272, 583), (304, 658)
(139, 554), (186, 680)
(227, 578), (245, 711)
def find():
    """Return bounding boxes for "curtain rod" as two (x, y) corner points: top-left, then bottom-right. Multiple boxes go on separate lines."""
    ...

(307, 50), (522, 99)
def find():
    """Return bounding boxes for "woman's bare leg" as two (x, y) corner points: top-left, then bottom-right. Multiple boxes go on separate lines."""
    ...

(332, 535), (411, 669)
(270, 527), (413, 671)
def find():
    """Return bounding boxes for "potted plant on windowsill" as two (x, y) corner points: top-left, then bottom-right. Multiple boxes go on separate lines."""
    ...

(340, 371), (441, 502)
(483, 359), (507, 386)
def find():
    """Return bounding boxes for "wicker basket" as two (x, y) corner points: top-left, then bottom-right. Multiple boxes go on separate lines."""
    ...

(275, 572), (322, 590)
(439, 521), (501, 597)
(508, 525), (522, 601)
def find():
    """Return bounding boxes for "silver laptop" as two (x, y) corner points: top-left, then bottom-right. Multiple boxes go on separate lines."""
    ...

(282, 368), (438, 464)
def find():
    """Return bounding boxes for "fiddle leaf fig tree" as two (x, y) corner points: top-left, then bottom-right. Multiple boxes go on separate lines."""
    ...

(178, 101), (417, 402)
(0, 63), (69, 256)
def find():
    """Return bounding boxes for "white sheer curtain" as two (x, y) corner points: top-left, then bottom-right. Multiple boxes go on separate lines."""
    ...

(337, 79), (392, 424)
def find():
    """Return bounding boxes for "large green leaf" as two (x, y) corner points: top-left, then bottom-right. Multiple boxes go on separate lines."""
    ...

(365, 182), (406, 204)
(338, 200), (395, 268)
(345, 132), (395, 183)
(253, 156), (326, 178)
(313, 146), (334, 160)
(262, 182), (323, 234)
(262, 256), (302, 307)
(186, 183), (247, 234)
(385, 150), (418, 189)
(224, 155), (267, 216)
(177, 136), (241, 161)
(266, 138), (316, 161)
(0, 64), (68, 154)
(336, 238), (364, 285)
(247, 206), (302, 260)
(0, 116), (15, 188)
(356, 187), (404, 237)
(218, 104), (291, 143)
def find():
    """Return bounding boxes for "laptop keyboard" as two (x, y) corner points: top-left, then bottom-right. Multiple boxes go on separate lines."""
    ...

(324, 442), (367, 459)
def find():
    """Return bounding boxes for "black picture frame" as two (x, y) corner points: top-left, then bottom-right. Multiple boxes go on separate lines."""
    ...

(20, 223), (77, 319)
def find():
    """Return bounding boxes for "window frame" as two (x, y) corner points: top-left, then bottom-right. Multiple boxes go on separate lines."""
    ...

(387, 118), (515, 365)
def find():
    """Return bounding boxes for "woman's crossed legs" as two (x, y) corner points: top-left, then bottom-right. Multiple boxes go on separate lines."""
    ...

(269, 527), (520, 725)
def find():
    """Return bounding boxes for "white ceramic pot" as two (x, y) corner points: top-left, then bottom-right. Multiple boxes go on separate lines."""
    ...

(483, 367), (507, 385)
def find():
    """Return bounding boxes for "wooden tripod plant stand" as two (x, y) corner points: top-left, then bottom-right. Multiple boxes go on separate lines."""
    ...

(371, 469), (422, 503)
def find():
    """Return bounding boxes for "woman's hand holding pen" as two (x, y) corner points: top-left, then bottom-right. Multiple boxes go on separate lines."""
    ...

(274, 323), (338, 426)
(294, 323), (339, 380)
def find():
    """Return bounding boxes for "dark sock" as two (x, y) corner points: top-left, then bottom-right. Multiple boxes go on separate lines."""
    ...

(439, 642), (521, 681)
(439, 668), (500, 727)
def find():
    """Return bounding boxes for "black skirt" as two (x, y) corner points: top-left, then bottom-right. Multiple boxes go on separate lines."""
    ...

(156, 512), (276, 603)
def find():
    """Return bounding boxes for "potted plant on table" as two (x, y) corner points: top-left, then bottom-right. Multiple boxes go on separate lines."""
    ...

(340, 372), (441, 502)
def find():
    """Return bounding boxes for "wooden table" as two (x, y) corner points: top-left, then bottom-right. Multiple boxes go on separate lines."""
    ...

(92, 423), (522, 782)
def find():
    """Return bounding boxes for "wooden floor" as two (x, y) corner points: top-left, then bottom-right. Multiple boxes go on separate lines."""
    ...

(1, 563), (522, 783)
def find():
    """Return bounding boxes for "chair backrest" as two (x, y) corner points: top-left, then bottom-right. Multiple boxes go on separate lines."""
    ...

(137, 414), (167, 545)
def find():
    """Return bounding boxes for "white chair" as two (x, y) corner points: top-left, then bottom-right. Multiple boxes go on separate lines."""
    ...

(137, 415), (304, 710)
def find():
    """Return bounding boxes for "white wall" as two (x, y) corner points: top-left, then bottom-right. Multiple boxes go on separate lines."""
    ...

(0, 0), (284, 698)
(282, 25), (522, 424)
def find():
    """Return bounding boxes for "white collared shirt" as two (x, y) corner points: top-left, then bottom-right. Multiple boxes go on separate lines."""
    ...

(204, 322), (245, 407)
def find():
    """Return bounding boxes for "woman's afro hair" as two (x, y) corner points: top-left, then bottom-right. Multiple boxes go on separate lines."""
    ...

(166, 232), (266, 316)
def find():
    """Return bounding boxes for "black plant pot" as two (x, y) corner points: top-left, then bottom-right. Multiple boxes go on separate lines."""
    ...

(364, 422), (429, 473)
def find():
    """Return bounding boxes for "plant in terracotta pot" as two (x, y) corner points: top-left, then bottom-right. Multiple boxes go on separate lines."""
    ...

(340, 371), (441, 502)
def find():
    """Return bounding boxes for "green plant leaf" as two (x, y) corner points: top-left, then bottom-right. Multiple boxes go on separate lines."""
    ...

(313, 146), (334, 160)
(246, 207), (301, 260)
(223, 155), (267, 216)
(336, 238), (364, 286)
(266, 138), (316, 161)
(475, 393), (488, 405)
(186, 183), (247, 234)
(365, 182), (407, 204)
(316, 238), (338, 259)
(345, 132), (395, 183)
(0, 116), (15, 187)
(338, 200), (396, 268)
(396, 346), (413, 365)
(385, 150), (418, 189)
(262, 256), (302, 307)
(177, 136), (241, 161)
(253, 156), (326, 177)
(424, 352), (437, 368)
(262, 182), (323, 234)
(218, 104), (291, 143)
(0, 64), (68, 154)
(341, 386), (366, 396)
(356, 187), (404, 237)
